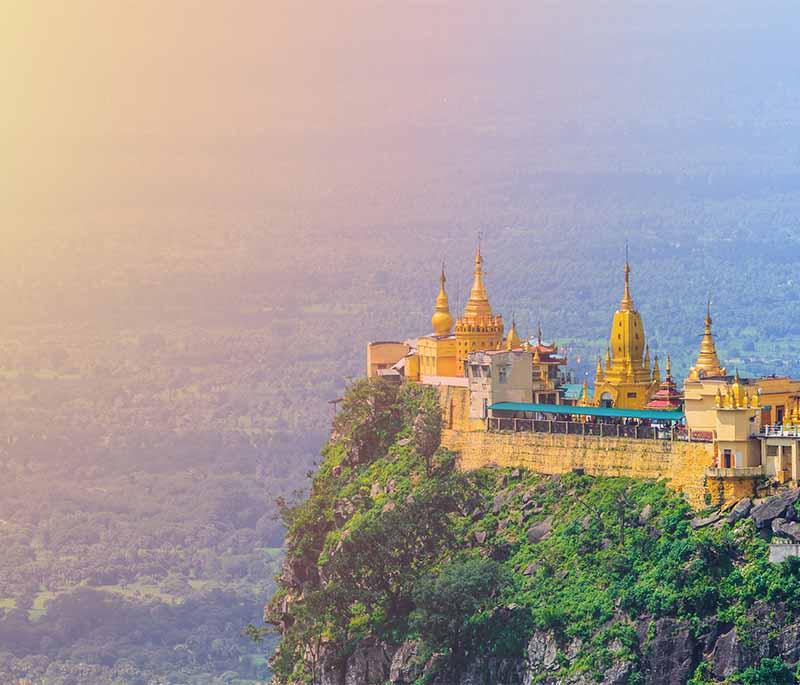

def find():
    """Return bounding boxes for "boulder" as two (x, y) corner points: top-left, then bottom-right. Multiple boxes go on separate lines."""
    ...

(639, 504), (654, 524)
(523, 561), (540, 576)
(774, 518), (800, 541)
(727, 498), (753, 524)
(527, 517), (554, 544)
(493, 492), (509, 513)
(691, 511), (721, 529)
(751, 489), (800, 529)
(474, 530), (488, 545)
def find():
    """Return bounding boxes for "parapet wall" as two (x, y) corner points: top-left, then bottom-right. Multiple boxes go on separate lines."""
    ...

(441, 428), (716, 508)
(434, 384), (719, 508)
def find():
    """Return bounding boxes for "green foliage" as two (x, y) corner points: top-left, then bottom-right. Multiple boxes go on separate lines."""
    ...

(410, 556), (524, 669)
(729, 657), (795, 685)
(270, 388), (800, 683)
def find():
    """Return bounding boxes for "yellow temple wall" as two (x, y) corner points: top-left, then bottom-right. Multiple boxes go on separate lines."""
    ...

(417, 336), (458, 377)
(366, 341), (410, 378)
(441, 428), (715, 508)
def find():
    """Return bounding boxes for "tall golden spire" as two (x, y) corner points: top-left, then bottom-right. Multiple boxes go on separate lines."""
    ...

(431, 263), (454, 336)
(462, 242), (492, 320)
(652, 354), (661, 384)
(688, 300), (726, 380)
(620, 247), (634, 311)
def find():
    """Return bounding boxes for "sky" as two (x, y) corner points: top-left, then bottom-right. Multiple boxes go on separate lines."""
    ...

(4, 2), (800, 259)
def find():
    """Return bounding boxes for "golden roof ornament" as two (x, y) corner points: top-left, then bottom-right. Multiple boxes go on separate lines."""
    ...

(462, 242), (492, 321)
(688, 300), (726, 380)
(431, 263), (455, 336)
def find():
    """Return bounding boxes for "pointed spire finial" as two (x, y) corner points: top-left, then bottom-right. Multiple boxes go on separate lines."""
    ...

(620, 244), (634, 311)
(464, 236), (492, 320)
(537, 320), (543, 345)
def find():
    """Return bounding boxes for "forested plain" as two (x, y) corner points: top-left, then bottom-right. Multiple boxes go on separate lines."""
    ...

(7, 3), (800, 683)
(6, 169), (800, 683)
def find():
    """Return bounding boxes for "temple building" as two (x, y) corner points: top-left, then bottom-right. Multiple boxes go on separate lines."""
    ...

(522, 325), (569, 404)
(454, 246), (504, 374)
(363, 241), (800, 505)
(592, 259), (659, 409)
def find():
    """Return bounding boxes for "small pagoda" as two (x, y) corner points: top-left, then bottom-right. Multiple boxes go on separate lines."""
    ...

(646, 355), (683, 411)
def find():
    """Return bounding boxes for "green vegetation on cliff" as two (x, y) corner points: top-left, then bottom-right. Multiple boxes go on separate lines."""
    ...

(267, 379), (800, 684)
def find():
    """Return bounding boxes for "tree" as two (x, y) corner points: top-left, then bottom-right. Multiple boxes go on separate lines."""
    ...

(410, 558), (513, 676)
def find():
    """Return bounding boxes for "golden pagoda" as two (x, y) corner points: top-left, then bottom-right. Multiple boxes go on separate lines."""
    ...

(688, 301), (726, 381)
(416, 265), (458, 377)
(431, 266), (455, 336)
(454, 245), (504, 374)
(592, 257), (657, 409)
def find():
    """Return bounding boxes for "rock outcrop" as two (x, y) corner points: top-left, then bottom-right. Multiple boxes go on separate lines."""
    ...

(751, 490), (800, 528)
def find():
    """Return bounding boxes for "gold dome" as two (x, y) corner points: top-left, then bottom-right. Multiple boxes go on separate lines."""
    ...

(431, 266), (454, 336)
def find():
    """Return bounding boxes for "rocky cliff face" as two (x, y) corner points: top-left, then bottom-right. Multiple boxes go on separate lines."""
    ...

(309, 605), (800, 685)
(266, 379), (800, 685)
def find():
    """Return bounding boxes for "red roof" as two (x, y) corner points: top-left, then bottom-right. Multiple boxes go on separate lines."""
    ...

(646, 373), (683, 411)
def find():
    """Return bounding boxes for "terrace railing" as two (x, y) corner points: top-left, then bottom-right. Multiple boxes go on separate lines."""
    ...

(487, 416), (694, 441)
(760, 425), (800, 438)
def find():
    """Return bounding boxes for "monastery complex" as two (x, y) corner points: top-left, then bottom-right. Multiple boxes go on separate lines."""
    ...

(367, 247), (800, 507)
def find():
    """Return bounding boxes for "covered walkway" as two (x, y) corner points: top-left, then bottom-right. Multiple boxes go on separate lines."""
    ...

(488, 402), (711, 443)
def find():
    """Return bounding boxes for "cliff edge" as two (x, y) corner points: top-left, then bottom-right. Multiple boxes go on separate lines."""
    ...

(266, 378), (800, 684)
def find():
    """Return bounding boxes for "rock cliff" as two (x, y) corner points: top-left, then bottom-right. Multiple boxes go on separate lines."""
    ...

(265, 379), (800, 684)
